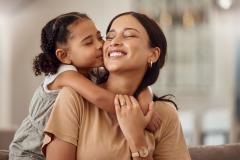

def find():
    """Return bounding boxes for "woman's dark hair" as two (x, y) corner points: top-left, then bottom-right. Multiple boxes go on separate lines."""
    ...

(33, 12), (90, 76)
(106, 11), (177, 109)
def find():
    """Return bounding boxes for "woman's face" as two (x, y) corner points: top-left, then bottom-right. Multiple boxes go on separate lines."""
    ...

(103, 15), (153, 73)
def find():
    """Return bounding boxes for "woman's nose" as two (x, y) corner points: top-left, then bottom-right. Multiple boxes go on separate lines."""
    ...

(110, 35), (122, 47)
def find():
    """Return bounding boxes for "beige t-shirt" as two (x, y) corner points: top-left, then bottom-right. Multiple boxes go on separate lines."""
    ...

(43, 87), (191, 160)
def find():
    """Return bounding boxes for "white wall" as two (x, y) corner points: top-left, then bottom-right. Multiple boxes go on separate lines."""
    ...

(0, 15), (12, 129)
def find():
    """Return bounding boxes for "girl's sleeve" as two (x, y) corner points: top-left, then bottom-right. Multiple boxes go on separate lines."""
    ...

(153, 103), (191, 160)
(43, 64), (78, 93)
(42, 87), (84, 154)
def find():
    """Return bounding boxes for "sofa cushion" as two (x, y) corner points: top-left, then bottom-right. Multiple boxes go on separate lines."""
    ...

(0, 150), (8, 160)
(189, 143), (240, 160)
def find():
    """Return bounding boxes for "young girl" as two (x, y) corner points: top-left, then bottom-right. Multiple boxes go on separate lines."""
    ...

(9, 12), (159, 160)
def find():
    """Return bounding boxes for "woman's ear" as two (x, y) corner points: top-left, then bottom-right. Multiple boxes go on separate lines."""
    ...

(148, 47), (160, 63)
(55, 49), (71, 64)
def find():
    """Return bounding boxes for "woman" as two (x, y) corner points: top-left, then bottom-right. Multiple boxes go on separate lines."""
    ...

(42, 12), (191, 160)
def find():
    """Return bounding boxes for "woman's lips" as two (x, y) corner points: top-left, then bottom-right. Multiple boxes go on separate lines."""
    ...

(108, 50), (127, 58)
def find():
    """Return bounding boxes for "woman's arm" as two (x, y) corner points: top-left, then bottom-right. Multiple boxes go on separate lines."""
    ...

(45, 137), (76, 160)
(49, 70), (115, 113)
(114, 94), (154, 160)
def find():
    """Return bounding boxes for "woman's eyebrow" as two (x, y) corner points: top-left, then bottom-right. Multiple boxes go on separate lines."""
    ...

(108, 28), (140, 33)
(108, 29), (115, 33)
(123, 28), (140, 33)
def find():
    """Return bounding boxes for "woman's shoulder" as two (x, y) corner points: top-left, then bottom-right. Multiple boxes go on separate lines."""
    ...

(58, 87), (86, 104)
(53, 87), (90, 117)
(153, 101), (179, 122)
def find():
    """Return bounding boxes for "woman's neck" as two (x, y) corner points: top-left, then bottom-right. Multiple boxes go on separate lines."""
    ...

(104, 72), (144, 96)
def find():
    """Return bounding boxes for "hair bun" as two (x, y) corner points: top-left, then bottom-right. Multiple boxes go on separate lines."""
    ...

(33, 52), (59, 76)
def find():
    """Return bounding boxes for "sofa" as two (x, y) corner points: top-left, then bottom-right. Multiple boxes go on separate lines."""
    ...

(1, 130), (240, 160)
(1, 143), (240, 160)
(188, 143), (240, 160)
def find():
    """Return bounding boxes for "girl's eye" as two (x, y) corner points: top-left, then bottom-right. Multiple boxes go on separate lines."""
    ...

(98, 35), (103, 41)
(85, 41), (93, 45)
(105, 33), (115, 40)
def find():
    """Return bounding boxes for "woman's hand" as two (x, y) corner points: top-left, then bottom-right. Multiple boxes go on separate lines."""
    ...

(114, 94), (153, 145)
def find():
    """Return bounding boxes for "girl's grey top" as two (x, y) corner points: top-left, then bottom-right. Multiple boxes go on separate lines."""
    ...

(9, 65), (77, 160)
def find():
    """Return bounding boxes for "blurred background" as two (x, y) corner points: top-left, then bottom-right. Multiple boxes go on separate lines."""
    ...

(0, 0), (240, 148)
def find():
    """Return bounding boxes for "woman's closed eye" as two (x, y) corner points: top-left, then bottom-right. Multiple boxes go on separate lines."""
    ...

(124, 34), (136, 38)
(123, 32), (137, 38)
(106, 34), (115, 41)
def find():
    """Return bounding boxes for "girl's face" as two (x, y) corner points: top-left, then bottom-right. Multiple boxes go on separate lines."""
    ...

(103, 15), (153, 73)
(66, 19), (103, 69)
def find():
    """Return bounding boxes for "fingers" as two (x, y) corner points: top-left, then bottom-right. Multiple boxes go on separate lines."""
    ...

(118, 94), (127, 107)
(129, 96), (140, 108)
(145, 101), (154, 124)
(155, 112), (162, 129)
(146, 121), (157, 132)
(124, 95), (131, 109)
(114, 95), (121, 113)
(147, 112), (161, 132)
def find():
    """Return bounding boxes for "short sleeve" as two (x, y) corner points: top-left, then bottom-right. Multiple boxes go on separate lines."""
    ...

(153, 102), (191, 160)
(42, 87), (84, 154)
(43, 64), (78, 93)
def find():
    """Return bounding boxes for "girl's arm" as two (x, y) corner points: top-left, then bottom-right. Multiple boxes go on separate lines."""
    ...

(45, 137), (76, 160)
(48, 70), (115, 113)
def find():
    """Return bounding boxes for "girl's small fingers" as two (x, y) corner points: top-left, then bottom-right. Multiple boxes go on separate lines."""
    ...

(152, 113), (161, 130)
(149, 122), (157, 132)
(156, 116), (162, 128)
(153, 122), (158, 132)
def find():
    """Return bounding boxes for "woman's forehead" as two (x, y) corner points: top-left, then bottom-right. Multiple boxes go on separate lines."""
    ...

(110, 15), (145, 32)
(109, 14), (150, 41)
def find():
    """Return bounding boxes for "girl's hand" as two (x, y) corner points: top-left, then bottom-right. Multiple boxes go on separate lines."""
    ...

(137, 87), (153, 115)
(114, 94), (154, 143)
(146, 111), (162, 133)
(137, 87), (161, 133)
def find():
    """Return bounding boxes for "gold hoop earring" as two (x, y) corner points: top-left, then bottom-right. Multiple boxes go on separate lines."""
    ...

(149, 60), (153, 68)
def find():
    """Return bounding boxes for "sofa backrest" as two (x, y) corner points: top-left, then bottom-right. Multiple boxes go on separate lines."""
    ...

(189, 143), (240, 160)
(1, 144), (240, 160)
